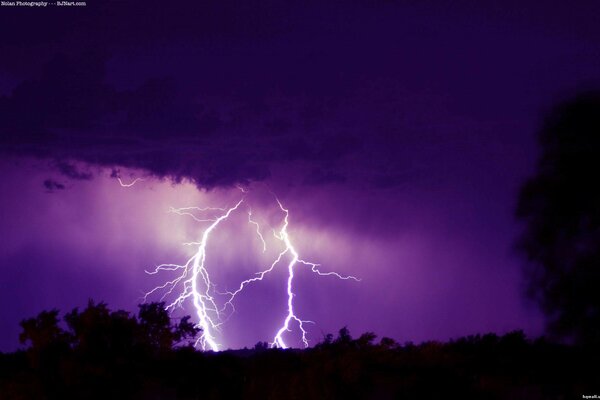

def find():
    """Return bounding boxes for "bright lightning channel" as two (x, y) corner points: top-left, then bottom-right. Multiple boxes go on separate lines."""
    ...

(143, 189), (359, 351)
(117, 177), (145, 187)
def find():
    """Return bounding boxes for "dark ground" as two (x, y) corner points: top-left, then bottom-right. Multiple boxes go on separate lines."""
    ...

(1, 328), (598, 399)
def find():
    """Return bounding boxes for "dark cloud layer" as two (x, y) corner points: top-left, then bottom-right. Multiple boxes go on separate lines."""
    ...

(0, 1), (369, 188)
(1, 1), (596, 189)
(0, 49), (364, 187)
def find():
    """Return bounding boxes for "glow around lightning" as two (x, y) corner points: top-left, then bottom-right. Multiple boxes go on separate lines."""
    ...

(143, 188), (359, 351)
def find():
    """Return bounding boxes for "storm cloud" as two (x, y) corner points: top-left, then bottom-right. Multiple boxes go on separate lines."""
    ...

(4, 1), (597, 190)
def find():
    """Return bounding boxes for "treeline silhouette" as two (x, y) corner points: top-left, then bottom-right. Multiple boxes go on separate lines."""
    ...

(0, 302), (598, 399)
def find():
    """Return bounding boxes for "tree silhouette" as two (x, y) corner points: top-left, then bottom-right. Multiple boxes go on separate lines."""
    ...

(64, 300), (139, 357)
(19, 309), (69, 351)
(516, 91), (600, 345)
(19, 301), (200, 355)
(7, 314), (600, 399)
(137, 302), (199, 350)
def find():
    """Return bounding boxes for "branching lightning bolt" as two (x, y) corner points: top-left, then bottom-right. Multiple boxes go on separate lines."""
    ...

(144, 189), (359, 351)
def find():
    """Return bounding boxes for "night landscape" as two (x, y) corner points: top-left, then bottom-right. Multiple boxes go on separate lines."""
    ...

(0, 1), (599, 398)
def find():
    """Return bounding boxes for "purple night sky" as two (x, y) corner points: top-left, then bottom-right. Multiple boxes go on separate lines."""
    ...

(1, 0), (599, 351)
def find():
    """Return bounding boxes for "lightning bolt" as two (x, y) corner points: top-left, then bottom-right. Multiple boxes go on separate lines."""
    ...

(269, 199), (359, 349)
(144, 199), (244, 351)
(117, 177), (145, 187)
(247, 208), (267, 253)
(143, 188), (359, 351)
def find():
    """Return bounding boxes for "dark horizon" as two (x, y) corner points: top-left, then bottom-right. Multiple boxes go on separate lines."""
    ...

(6, 299), (598, 399)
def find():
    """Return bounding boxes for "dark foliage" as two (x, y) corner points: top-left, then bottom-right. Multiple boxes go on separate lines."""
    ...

(516, 91), (600, 346)
(1, 308), (599, 399)
(19, 300), (199, 354)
